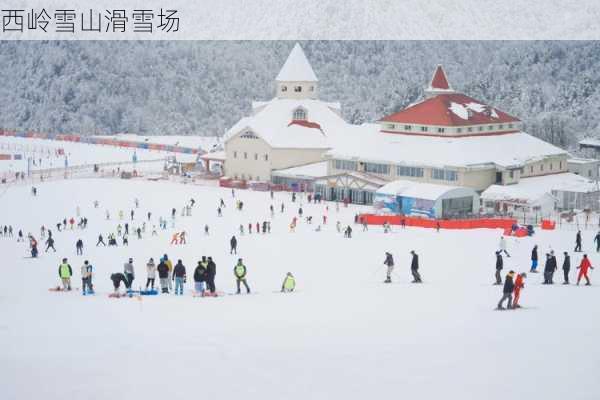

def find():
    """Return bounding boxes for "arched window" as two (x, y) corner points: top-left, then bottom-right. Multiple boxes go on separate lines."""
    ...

(281, 85), (287, 92)
(293, 108), (307, 121)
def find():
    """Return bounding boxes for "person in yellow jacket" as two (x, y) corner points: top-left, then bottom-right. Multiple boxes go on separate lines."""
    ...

(281, 272), (296, 293)
(234, 258), (251, 294)
(163, 254), (173, 290)
(58, 258), (73, 291)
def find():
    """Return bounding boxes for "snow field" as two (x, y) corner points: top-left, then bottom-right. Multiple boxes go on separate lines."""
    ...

(0, 178), (598, 400)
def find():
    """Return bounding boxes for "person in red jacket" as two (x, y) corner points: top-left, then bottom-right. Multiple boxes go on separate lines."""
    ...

(577, 254), (594, 285)
(513, 272), (527, 308)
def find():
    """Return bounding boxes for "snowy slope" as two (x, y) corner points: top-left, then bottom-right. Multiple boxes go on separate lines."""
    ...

(0, 179), (599, 400)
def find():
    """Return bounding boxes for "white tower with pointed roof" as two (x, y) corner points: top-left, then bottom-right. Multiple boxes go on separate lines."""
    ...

(275, 43), (318, 100)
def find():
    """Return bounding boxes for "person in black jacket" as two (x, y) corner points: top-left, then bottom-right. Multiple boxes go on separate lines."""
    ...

(410, 250), (422, 283)
(543, 252), (558, 284)
(193, 261), (207, 295)
(530, 245), (538, 273)
(173, 260), (186, 295)
(495, 251), (503, 285)
(595, 231), (600, 252)
(75, 239), (83, 255)
(45, 236), (56, 252)
(157, 259), (170, 293)
(110, 272), (129, 293)
(206, 256), (217, 294)
(230, 236), (237, 255)
(383, 252), (394, 283)
(562, 251), (571, 284)
(497, 270), (515, 310)
(575, 230), (582, 252)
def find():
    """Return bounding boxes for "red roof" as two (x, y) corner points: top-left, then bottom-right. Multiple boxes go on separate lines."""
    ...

(430, 65), (450, 90)
(288, 120), (322, 130)
(380, 93), (520, 127)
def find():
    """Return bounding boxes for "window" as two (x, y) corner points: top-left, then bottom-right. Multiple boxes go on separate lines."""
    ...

(397, 166), (424, 178)
(467, 127), (473, 133)
(508, 123), (513, 129)
(404, 125), (412, 131)
(264, 154), (268, 161)
(509, 171), (514, 179)
(294, 86), (302, 92)
(499, 124), (504, 129)
(386, 124), (395, 130)
(550, 163), (553, 170)
(334, 159), (357, 171)
(365, 162), (390, 175)
(559, 161), (562, 169)
(431, 168), (458, 181)
(244, 152), (247, 159)
(488, 125), (494, 131)
(240, 131), (258, 139)
(478, 126), (484, 132)
(293, 108), (307, 120)
(438, 128), (445, 133)
(519, 168), (524, 174)
(254, 153), (258, 160)
(457, 128), (462, 133)
(421, 126), (428, 132)
(589, 170), (592, 177)
(281, 85), (287, 92)
(233, 151), (237, 158)
(309, 86), (314, 92)
(530, 166), (533, 173)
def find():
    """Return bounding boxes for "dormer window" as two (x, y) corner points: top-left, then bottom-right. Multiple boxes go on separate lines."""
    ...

(293, 108), (307, 121)
(294, 86), (302, 92)
(281, 85), (287, 92)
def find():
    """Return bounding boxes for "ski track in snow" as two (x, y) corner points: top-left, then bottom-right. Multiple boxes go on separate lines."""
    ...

(0, 178), (598, 400)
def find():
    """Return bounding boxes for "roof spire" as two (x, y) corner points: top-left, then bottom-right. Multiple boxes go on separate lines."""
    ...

(276, 43), (318, 83)
(425, 65), (454, 98)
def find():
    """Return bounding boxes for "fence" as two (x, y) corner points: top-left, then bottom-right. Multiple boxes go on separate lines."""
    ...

(359, 214), (517, 230)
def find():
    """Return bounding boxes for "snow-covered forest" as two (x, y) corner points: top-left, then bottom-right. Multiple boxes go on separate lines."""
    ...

(0, 41), (598, 149)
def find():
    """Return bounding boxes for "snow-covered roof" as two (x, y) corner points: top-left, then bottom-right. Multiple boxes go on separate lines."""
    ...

(224, 98), (349, 149)
(272, 161), (328, 179)
(275, 43), (318, 82)
(327, 124), (567, 169)
(376, 180), (477, 201)
(482, 173), (599, 204)
(199, 150), (226, 161)
(567, 157), (599, 165)
(579, 138), (600, 147)
(380, 92), (520, 127)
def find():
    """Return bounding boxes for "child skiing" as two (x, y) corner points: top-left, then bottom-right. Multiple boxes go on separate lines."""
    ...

(512, 272), (526, 308)
(58, 258), (73, 291)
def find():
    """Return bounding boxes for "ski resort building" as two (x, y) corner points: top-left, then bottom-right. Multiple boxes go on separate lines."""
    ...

(223, 44), (349, 182)
(223, 44), (596, 214)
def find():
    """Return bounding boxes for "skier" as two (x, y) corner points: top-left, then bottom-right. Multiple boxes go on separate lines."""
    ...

(193, 260), (207, 295)
(81, 260), (94, 295)
(220, 198), (225, 208)
(512, 272), (526, 308)
(576, 254), (593, 285)
(173, 259), (186, 295)
(298, 207), (303, 217)
(130, 210), (135, 220)
(147, 212), (152, 221)
(281, 203), (284, 213)
(163, 254), (173, 291)
(136, 227), (141, 239)
(122, 235), (128, 246)
(595, 231), (600, 252)
(110, 272), (129, 294)
(499, 236), (510, 257)
(206, 256), (217, 295)
(29, 236), (38, 258)
(217, 207), (222, 217)
(96, 234), (106, 246)
(234, 258), (251, 294)
(124, 258), (135, 289)
(204, 225), (209, 235)
(45, 236), (56, 252)
(248, 223), (252, 234)
(146, 258), (156, 290)
(239, 224), (244, 235)
(562, 251), (571, 284)
(495, 251), (503, 285)
(157, 258), (170, 293)
(75, 239), (83, 255)
(170, 232), (179, 245)
(543, 251), (557, 284)
(281, 272), (296, 293)
(179, 231), (187, 244)
(230, 235), (237, 254)
(410, 250), (422, 283)
(17, 230), (23, 242)
(383, 252), (394, 283)
(530, 245), (539, 273)
(575, 230), (582, 252)
(497, 270), (515, 310)
(58, 258), (73, 291)
(124, 223), (129, 235)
